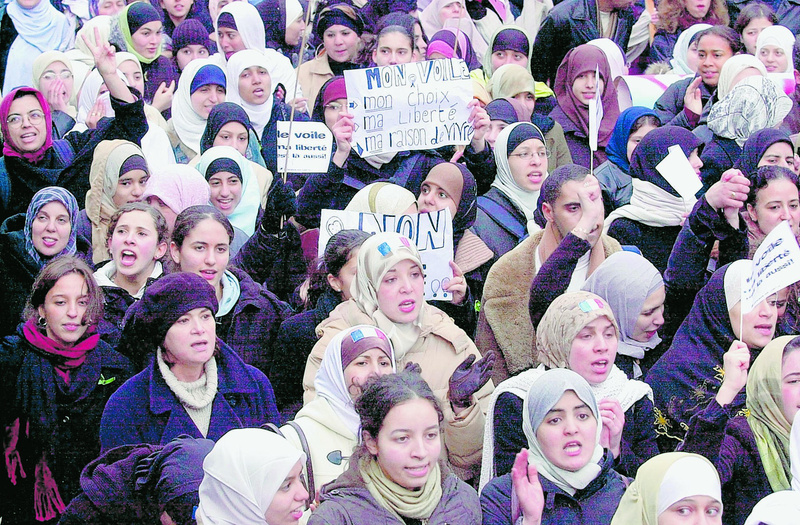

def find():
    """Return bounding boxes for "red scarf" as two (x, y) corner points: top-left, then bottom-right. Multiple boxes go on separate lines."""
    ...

(22, 319), (99, 379)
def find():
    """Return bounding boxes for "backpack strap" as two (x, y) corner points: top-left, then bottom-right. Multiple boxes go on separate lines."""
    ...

(284, 421), (315, 506)
(477, 196), (527, 242)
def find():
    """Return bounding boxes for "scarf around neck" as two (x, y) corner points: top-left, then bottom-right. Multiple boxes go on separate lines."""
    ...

(22, 318), (99, 374)
(360, 456), (442, 521)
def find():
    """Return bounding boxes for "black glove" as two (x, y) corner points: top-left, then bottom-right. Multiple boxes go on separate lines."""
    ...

(403, 361), (423, 375)
(448, 353), (495, 409)
(261, 176), (297, 233)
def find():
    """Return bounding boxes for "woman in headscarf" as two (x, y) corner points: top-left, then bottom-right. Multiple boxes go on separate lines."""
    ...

(744, 491), (800, 525)
(481, 369), (629, 525)
(667, 23), (712, 74)
(550, 44), (621, 169)
(0, 0), (72, 95)
(172, 19), (213, 73)
(594, 106), (660, 213)
(680, 334), (800, 525)
(482, 25), (533, 80)
(280, 325), (395, 492)
(141, 165), (210, 233)
(309, 371), (482, 524)
(480, 292), (657, 489)
(605, 125), (704, 274)
(646, 260), (779, 450)
(31, 51), (77, 139)
(302, 232), (494, 482)
(425, 27), (481, 71)
(650, 0), (728, 65)
(255, 0), (306, 61)
(419, 0), (488, 57)
(0, 187), (89, 338)
(149, 0), (211, 40)
(484, 97), (529, 148)
(167, 59), (227, 163)
(198, 101), (267, 168)
(197, 428), (309, 525)
(100, 271), (280, 450)
(586, 38), (632, 111)
(756, 24), (795, 94)
(0, 256), (133, 522)
(611, 452), (723, 525)
(703, 76), (792, 189)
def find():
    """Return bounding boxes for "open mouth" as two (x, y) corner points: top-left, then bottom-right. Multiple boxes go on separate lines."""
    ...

(199, 269), (217, 281)
(563, 441), (582, 456)
(590, 359), (609, 374)
(398, 300), (416, 313)
(41, 236), (58, 248)
(119, 249), (137, 266)
(405, 464), (429, 477)
(19, 132), (38, 143)
(290, 507), (304, 520)
(191, 339), (210, 351)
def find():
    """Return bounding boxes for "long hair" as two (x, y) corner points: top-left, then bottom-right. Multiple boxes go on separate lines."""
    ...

(25, 255), (104, 326)
(658, 0), (729, 34)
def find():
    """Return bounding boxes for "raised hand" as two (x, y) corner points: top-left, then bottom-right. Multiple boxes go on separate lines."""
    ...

(442, 260), (467, 305)
(331, 111), (354, 167)
(448, 352), (495, 410)
(715, 340), (750, 406)
(151, 81), (175, 112)
(511, 449), (544, 525)
(571, 175), (604, 246)
(468, 99), (490, 152)
(598, 398), (625, 458)
(683, 76), (703, 116)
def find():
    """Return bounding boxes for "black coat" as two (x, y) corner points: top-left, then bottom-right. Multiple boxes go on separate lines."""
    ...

(700, 135), (741, 192)
(606, 218), (682, 276)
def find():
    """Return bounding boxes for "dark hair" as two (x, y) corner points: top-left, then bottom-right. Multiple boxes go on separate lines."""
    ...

(541, 164), (591, 206)
(630, 114), (662, 136)
(375, 12), (416, 36)
(376, 24), (413, 49)
(783, 335), (800, 362)
(746, 165), (800, 207)
(657, 0), (728, 34)
(106, 202), (170, 247)
(305, 229), (371, 307)
(734, 3), (777, 35)
(696, 25), (744, 54)
(171, 205), (235, 248)
(356, 371), (444, 442)
(794, 36), (800, 72)
(25, 255), (104, 326)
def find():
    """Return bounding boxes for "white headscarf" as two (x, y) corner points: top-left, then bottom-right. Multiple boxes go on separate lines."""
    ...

(315, 325), (396, 436)
(225, 50), (273, 138)
(757, 25), (796, 75)
(744, 491), (800, 525)
(172, 59), (226, 156)
(197, 428), (306, 525)
(716, 54), (768, 100)
(522, 369), (604, 496)
(419, 0), (487, 56)
(76, 68), (128, 126)
(669, 24), (712, 75)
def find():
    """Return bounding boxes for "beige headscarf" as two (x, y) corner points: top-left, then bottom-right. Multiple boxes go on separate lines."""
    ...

(32, 50), (77, 116)
(351, 232), (425, 359)
(86, 140), (149, 263)
(345, 183), (417, 215)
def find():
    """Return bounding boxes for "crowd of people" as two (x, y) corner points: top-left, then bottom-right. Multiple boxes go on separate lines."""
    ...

(4, 0), (800, 523)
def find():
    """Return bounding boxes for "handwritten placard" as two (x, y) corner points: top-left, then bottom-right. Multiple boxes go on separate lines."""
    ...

(277, 121), (333, 173)
(344, 59), (474, 157)
(319, 208), (454, 301)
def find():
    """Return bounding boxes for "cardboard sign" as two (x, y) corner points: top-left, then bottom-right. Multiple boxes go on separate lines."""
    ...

(742, 220), (800, 313)
(655, 145), (703, 201)
(319, 208), (454, 301)
(344, 59), (474, 157)
(276, 121), (332, 173)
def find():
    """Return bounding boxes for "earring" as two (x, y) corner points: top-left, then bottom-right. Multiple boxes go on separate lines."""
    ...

(37, 316), (47, 328)
(332, 286), (341, 293)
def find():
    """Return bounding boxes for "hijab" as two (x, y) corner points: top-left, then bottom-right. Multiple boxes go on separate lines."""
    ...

(86, 140), (149, 263)
(425, 28), (481, 71)
(604, 106), (659, 172)
(315, 325), (395, 436)
(670, 24), (712, 75)
(345, 182), (417, 215)
(744, 491), (800, 525)
(31, 50), (76, 117)
(195, 146), (260, 236)
(604, 125), (702, 232)
(0, 87), (53, 164)
(708, 76), (792, 147)
(225, 50), (273, 138)
(24, 186), (79, 267)
(482, 25), (532, 77)
(522, 369), (604, 496)
(487, 64), (536, 104)
(747, 335), (797, 491)
(197, 428), (306, 525)
(716, 54), (768, 100)
(419, 0), (487, 56)
(142, 165), (211, 217)
(611, 452), (721, 525)
(116, 2), (163, 65)
(416, 162), (477, 246)
(200, 102), (257, 154)
(351, 232), (426, 359)
(734, 128), (794, 176)
(172, 59), (226, 156)
(76, 69), (127, 127)
(553, 44), (620, 149)
(583, 251), (664, 361)
(214, 2), (267, 62)
(485, 97), (529, 124)
(756, 25), (796, 75)
(492, 122), (547, 234)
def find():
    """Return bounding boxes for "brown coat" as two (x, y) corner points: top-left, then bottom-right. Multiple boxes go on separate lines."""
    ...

(296, 52), (334, 115)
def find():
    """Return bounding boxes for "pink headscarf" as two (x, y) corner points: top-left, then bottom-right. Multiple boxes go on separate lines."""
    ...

(1, 87), (53, 164)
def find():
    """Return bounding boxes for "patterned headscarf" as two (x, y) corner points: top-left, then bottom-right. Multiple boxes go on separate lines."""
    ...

(24, 186), (79, 267)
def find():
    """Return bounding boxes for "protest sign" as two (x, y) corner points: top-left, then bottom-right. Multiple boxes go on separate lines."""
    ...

(588, 66), (603, 153)
(655, 145), (702, 201)
(344, 59), (474, 157)
(277, 121), (332, 173)
(319, 208), (454, 301)
(742, 220), (800, 313)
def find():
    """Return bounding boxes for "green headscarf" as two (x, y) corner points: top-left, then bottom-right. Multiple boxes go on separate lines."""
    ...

(117, 3), (163, 65)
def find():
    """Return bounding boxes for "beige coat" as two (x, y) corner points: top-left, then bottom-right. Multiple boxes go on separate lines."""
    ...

(302, 299), (494, 479)
(296, 52), (334, 114)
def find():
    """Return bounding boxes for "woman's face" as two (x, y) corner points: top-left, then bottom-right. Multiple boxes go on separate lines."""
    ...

(323, 97), (347, 131)
(697, 35), (735, 87)
(118, 60), (145, 95)
(208, 171), (242, 216)
(238, 66), (271, 105)
(364, 398), (441, 490)
(759, 44), (789, 73)
(413, 22), (427, 58)
(759, 142), (796, 171)
(686, 39), (702, 73)
(159, 0), (193, 21)
(16, 0), (42, 8)
(146, 196), (178, 231)
(218, 27), (245, 59)
(343, 347), (393, 398)
(327, 248), (359, 300)
(688, 148), (703, 176)
(631, 285), (666, 343)
(684, 0), (710, 19)
(285, 15), (306, 47)
(508, 138), (548, 192)
(376, 259), (425, 324)
(213, 121), (249, 155)
(658, 496), (722, 525)
(190, 84), (226, 118)
(486, 120), (508, 148)
(170, 218), (230, 293)
(113, 169), (149, 207)
(108, 210), (167, 280)
(626, 123), (658, 162)
(97, 0), (125, 15)
(782, 349), (800, 424)
(742, 17), (773, 55)
(323, 24), (360, 63)
(31, 201), (71, 257)
(438, 0), (463, 22)
(38, 61), (74, 104)
(417, 176), (459, 217)
(373, 32), (414, 67)
(535, 390), (597, 472)
(491, 49), (528, 71)
(131, 21), (163, 60)
(729, 295), (778, 349)
(176, 44), (210, 71)
(38, 273), (90, 345)
(264, 460), (308, 525)
(163, 307), (216, 366)
(512, 91), (536, 117)
(571, 70), (604, 105)
(747, 177), (800, 238)
(568, 316), (618, 385)
(7, 94), (47, 153)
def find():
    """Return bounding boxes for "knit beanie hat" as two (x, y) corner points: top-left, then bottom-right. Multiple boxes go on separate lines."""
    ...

(173, 19), (211, 52)
(204, 157), (242, 182)
(127, 1), (161, 35)
(506, 122), (545, 156)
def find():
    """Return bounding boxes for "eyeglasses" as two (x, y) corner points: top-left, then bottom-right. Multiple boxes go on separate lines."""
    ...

(508, 150), (549, 160)
(7, 110), (45, 128)
(324, 102), (345, 111)
(40, 70), (73, 82)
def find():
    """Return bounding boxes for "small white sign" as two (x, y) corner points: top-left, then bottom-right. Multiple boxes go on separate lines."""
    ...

(742, 220), (800, 313)
(655, 145), (702, 200)
(276, 121), (332, 173)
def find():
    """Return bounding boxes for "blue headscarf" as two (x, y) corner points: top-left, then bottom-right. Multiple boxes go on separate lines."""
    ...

(605, 106), (659, 172)
(24, 186), (79, 267)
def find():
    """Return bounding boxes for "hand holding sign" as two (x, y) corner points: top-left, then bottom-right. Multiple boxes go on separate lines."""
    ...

(277, 121), (333, 173)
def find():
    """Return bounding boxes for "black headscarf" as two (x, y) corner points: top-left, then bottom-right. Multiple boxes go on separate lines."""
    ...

(200, 102), (257, 154)
(734, 128), (794, 177)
